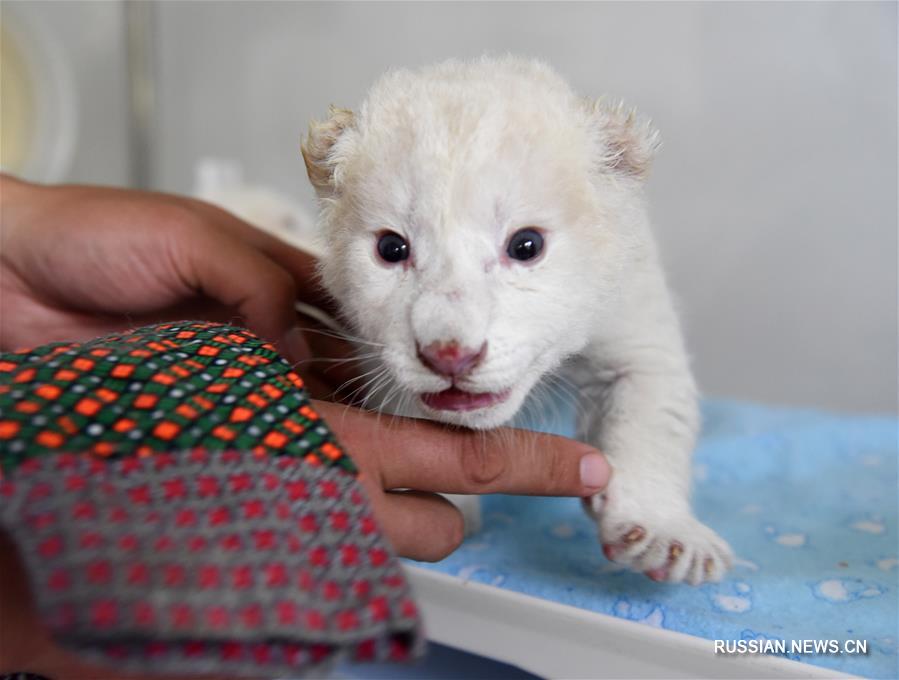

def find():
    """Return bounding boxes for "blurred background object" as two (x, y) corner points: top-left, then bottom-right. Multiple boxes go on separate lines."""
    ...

(0, 3), (77, 182)
(2, 1), (896, 414)
(192, 157), (319, 250)
(1, 1), (128, 184)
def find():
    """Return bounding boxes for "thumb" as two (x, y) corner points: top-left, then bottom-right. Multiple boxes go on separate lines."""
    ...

(179, 226), (310, 364)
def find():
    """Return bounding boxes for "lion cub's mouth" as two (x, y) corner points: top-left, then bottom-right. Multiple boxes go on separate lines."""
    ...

(420, 387), (511, 412)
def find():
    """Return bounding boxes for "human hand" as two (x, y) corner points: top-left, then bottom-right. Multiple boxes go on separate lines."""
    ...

(0, 175), (357, 395)
(315, 400), (612, 560)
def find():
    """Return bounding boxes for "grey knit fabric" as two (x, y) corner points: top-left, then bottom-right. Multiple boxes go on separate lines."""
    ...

(0, 449), (422, 677)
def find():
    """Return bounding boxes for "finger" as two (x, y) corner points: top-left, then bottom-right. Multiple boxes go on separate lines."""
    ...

(177, 226), (311, 364)
(374, 491), (465, 561)
(294, 312), (368, 397)
(314, 401), (611, 497)
(189, 198), (336, 313)
(301, 371), (339, 401)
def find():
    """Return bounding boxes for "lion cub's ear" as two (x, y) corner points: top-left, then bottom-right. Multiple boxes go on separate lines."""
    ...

(586, 99), (660, 181)
(301, 106), (355, 194)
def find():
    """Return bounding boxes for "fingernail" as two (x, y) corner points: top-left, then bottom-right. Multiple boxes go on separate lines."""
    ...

(283, 326), (311, 364)
(579, 452), (610, 490)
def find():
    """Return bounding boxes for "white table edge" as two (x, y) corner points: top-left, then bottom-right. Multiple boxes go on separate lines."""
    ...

(406, 566), (854, 680)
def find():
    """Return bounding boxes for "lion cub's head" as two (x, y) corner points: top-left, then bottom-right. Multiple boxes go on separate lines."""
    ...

(303, 56), (658, 428)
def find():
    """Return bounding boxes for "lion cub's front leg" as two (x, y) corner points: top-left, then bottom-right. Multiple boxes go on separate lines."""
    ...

(576, 337), (733, 585)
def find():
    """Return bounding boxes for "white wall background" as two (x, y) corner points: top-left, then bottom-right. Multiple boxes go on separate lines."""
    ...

(7, 1), (898, 414)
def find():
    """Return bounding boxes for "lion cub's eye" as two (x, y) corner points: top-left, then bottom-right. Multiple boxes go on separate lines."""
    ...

(506, 228), (544, 262)
(377, 231), (410, 263)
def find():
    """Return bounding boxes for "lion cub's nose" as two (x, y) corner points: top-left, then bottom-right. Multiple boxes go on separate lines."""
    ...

(417, 340), (487, 378)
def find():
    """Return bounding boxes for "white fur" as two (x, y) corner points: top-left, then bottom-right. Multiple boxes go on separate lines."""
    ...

(303, 56), (732, 584)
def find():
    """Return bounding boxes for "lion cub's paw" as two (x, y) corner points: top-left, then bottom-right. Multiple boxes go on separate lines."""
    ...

(589, 494), (733, 584)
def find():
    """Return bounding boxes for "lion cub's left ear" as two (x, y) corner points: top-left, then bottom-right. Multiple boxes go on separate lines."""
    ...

(301, 106), (355, 195)
(586, 99), (660, 181)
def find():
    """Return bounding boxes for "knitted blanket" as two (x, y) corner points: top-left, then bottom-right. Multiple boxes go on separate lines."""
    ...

(0, 322), (421, 677)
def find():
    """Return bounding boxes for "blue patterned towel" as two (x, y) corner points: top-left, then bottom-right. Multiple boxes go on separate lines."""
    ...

(412, 399), (898, 678)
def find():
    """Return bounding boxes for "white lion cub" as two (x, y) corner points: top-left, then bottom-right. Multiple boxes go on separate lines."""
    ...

(301, 57), (732, 584)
